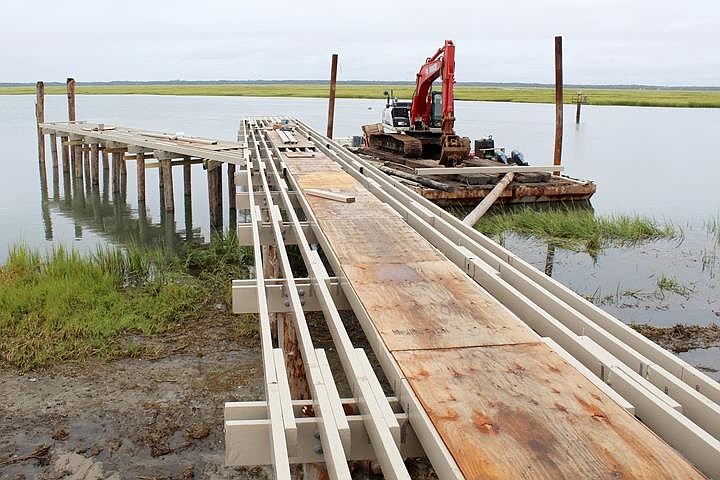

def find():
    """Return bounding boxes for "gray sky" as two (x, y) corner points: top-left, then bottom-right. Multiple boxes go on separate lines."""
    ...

(2, 0), (718, 85)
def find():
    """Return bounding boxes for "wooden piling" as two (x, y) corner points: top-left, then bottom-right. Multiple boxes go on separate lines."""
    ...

(136, 152), (146, 204)
(183, 157), (192, 197)
(61, 138), (70, 173)
(161, 159), (174, 212)
(553, 36), (563, 175)
(576, 98), (582, 124)
(66, 78), (76, 122)
(49, 133), (59, 170)
(111, 151), (120, 193)
(35, 81), (46, 166)
(227, 163), (236, 228)
(83, 145), (91, 181)
(89, 144), (99, 187)
(73, 144), (83, 179)
(207, 161), (222, 231)
(326, 53), (338, 139)
(67, 79), (77, 175)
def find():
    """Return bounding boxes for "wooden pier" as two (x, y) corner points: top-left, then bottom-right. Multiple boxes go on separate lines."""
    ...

(34, 107), (720, 477)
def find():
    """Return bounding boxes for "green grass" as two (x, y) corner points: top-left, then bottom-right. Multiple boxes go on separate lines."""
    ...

(656, 274), (693, 298)
(2, 83), (720, 108)
(474, 207), (679, 255)
(0, 235), (251, 370)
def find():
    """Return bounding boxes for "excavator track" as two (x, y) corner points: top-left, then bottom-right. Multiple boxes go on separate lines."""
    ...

(367, 132), (423, 158)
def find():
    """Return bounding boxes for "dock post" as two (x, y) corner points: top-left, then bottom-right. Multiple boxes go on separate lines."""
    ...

(183, 157), (192, 198)
(161, 158), (174, 212)
(73, 141), (83, 179)
(50, 133), (59, 170)
(35, 81), (46, 167)
(136, 152), (146, 205)
(576, 94), (582, 124)
(90, 143), (99, 187)
(83, 145), (91, 183)
(111, 151), (120, 194)
(326, 53), (338, 138)
(61, 137), (70, 174)
(207, 161), (222, 231)
(553, 36), (563, 175)
(227, 163), (236, 229)
(67, 78), (77, 175)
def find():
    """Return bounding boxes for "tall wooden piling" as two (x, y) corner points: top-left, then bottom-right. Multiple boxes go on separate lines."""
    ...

(50, 133), (59, 169)
(90, 144), (99, 187)
(73, 142), (83, 179)
(61, 138), (70, 174)
(326, 53), (338, 139)
(553, 36), (563, 175)
(67, 79), (77, 175)
(136, 152), (146, 204)
(36, 82), (46, 166)
(161, 159), (174, 212)
(66, 78), (76, 122)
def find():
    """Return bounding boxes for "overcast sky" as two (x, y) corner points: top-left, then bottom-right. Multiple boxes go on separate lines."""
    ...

(2, 0), (718, 86)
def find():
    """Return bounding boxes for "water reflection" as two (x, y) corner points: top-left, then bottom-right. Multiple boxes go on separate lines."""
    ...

(38, 162), (203, 252)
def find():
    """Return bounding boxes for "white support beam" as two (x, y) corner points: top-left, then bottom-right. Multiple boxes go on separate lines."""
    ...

(414, 165), (564, 175)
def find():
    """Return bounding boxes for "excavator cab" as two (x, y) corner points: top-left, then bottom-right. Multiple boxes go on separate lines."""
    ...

(429, 91), (443, 129)
(382, 91), (411, 131)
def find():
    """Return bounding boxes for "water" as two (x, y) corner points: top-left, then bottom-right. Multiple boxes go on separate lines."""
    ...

(1, 94), (718, 377)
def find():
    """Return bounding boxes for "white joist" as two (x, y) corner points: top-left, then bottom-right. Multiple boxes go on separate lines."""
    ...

(232, 277), (350, 314)
(273, 349), (298, 457)
(249, 125), (352, 480)
(355, 348), (401, 444)
(255, 122), (413, 480)
(413, 165), (564, 175)
(237, 220), (316, 246)
(316, 349), (352, 452)
(225, 409), (424, 465)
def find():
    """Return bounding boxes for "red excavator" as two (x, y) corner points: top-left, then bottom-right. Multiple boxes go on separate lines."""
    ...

(364, 40), (471, 166)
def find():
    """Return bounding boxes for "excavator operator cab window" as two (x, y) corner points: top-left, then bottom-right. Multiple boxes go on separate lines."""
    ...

(430, 91), (443, 128)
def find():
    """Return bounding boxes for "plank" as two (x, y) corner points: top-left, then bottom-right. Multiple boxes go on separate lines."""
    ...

(305, 189), (356, 203)
(415, 165), (564, 175)
(343, 260), (537, 351)
(395, 343), (704, 479)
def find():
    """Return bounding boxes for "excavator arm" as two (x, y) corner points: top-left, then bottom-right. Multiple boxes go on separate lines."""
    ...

(409, 39), (457, 135)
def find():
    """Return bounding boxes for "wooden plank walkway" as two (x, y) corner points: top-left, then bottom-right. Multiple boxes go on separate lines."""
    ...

(276, 139), (704, 478)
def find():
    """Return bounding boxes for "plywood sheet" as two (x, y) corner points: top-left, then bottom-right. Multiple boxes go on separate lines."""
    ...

(344, 261), (537, 350)
(395, 343), (704, 480)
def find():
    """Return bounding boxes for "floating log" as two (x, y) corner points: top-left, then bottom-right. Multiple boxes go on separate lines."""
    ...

(462, 172), (514, 226)
(378, 165), (452, 192)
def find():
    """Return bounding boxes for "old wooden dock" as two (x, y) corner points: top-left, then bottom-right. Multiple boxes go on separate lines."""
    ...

(34, 100), (720, 477)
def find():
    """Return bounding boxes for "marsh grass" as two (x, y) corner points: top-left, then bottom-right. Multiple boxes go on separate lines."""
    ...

(656, 274), (693, 299)
(0, 234), (251, 369)
(474, 207), (678, 256)
(2, 83), (719, 108)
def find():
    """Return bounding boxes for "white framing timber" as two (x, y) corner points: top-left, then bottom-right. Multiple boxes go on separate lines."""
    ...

(256, 117), (462, 480)
(290, 118), (720, 479)
(231, 277), (350, 314)
(253, 120), (414, 480)
(413, 165), (564, 175)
